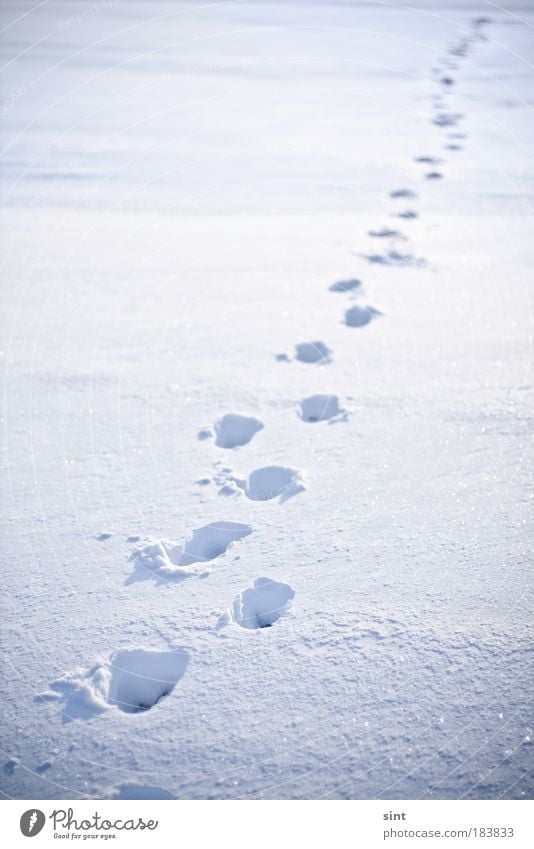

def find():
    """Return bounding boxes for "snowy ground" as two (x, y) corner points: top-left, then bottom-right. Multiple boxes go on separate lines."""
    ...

(1, 0), (533, 800)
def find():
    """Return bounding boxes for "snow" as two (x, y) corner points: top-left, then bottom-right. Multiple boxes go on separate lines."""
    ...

(108, 783), (177, 800)
(298, 394), (342, 423)
(244, 465), (305, 502)
(212, 413), (264, 449)
(105, 648), (189, 714)
(224, 576), (295, 630)
(329, 277), (362, 293)
(129, 520), (253, 581)
(295, 341), (333, 364)
(344, 305), (381, 328)
(1, 0), (533, 800)
(41, 648), (190, 718)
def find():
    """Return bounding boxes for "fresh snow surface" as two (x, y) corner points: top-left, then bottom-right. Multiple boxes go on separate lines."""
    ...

(1, 0), (533, 800)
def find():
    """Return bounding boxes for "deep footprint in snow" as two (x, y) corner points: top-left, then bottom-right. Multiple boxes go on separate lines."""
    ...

(448, 39), (469, 58)
(298, 394), (345, 423)
(35, 762), (52, 775)
(433, 112), (463, 127)
(3, 759), (17, 775)
(129, 521), (252, 582)
(106, 649), (188, 713)
(363, 249), (426, 268)
(107, 784), (177, 800)
(245, 466), (304, 502)
(344, 305), (381, 328)
(200, 414), (263, 449)
(223, 577), (295, 629)
(425, 171), (443, 180)
(415, 156), (443, 164)
(368, 227), (406, 239)
(41, 648), (189, 720)
(295, 340), (332, 364)
(390, 188), (417, 199)
(329, 278), (361, 293)
(396, 209), (418, 220)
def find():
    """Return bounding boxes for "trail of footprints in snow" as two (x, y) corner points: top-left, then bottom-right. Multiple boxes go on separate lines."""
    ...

(42, 17), (491, 735)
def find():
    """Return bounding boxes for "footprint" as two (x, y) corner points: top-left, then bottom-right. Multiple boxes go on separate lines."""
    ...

(448, 40), (469, 58)
(425, 171), (443, 180)
(245, 466), (304, 502)
(368, 227), (405, 239)
(440, 76), (454, 86)
(217, 482), (239, 497)
(344, 305), (381, 328)
(295, 341), (332, 364)
(414, 156), (443, 164)
(129, 521), (252, 582)
(396, 210), (418, 220)
(390, 188), (417, 199)
(363, 250), (425, 267)
(445, 143), (462, 151)
(222, 577), (295, 630)
(3, 759), (17, 775)
(42, 648), (189, 720)
(107, 784), (177, 800)
(433, 112), (462, 127)
(106, 649), (188, 713)
(329, 278), (361, 293)
(200, 413), (263, 449)
(35, 762), (52, 775)
(208, 463), (241, 497)
(298, 394), (344, 423)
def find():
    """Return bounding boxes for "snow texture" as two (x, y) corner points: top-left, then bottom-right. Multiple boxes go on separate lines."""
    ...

(1, 0), (533, 802)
